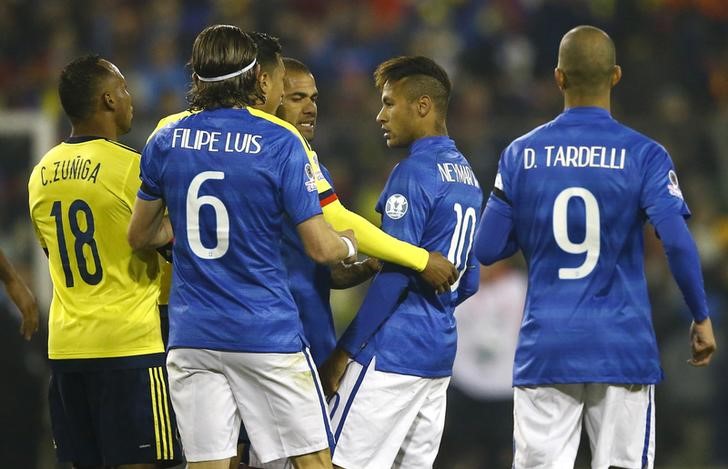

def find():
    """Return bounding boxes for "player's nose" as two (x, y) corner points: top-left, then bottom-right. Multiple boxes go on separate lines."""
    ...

(304, 100), (316, 115)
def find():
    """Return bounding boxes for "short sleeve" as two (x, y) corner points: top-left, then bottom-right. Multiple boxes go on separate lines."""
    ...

(640, 144), (690, 225)
(138, 135), (164, 201)
(375, 161), (433, 245)
(281, 138), (323, 225)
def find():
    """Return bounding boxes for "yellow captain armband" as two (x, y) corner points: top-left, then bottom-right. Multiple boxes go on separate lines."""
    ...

(321, 198), (429, 272)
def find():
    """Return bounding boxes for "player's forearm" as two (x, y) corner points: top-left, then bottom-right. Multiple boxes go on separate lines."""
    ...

(128, 198), (171, 251)
(339, 265), (410, 356)
(0, 249), (19, 284)
(474, 194), (518, 265)
(655, 214), (710, 322)
(322, 199), (428, 271)
(297, 214), (355, 265)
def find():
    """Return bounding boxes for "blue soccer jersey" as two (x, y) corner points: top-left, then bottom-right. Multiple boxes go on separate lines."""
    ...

(351, 136), (483, 377)
(491, 106), (691, 385)
(281, 163), (337, 367)
(139, 108), (322, 353)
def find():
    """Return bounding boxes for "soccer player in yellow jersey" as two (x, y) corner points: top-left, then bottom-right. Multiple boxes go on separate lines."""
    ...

(28, 55), (181, 468)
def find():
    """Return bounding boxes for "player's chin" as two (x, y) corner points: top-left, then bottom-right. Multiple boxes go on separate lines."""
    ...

(385, 137), (402, 148)
(296, 125), (315, 141)
(121, 120), (133, 135)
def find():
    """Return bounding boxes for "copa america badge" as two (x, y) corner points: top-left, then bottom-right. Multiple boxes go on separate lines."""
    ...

(304, 163), (316, 192)
(667, 169), (683, 199)
(385, 194), (408, 219)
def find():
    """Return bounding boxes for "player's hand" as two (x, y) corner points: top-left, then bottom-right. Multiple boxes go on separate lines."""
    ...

(362, 257), (382, 274)
(338, 229), (358, 265)
(688, 317), (716, 367)
(156, 241), (174, 263)
(319, 347), (349, 398)
(6, 277), (39, 341)
(419, 251), (458, 294)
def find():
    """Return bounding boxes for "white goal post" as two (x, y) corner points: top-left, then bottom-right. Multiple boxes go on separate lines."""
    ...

(0, 111), (55, 309)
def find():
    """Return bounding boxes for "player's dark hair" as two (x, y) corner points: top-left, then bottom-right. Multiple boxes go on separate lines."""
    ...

(282, 57), (311, 75)
(374, 56), (452, 113)
(249, 32), (282, 74)
(58, 54), (114, 123)
(187, 25), (262, 110)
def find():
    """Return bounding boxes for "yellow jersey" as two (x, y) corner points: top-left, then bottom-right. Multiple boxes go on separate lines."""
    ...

(29, 136), (163, 359)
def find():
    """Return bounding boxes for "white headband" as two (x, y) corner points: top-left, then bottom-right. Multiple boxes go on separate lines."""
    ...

(196, 58), (257, 82)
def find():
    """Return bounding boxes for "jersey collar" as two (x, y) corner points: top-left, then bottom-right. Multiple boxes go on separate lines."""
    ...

(559, 106), (613, 121)
(64, 136), (106, 144)
(409, 135), (455, 155)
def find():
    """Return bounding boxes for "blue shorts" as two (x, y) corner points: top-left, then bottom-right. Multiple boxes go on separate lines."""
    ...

(49, 354), (182, 467)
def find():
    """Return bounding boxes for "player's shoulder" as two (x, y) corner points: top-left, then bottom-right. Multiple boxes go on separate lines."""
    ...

(85, 139), (142, 177)
(246, 107), (313, 152)
(394, 153), (426, 176)
(40, 137), (140, 164)
(149, 110), (197, 141)
(508, 120), (554, 152)
(496, 121), (552, 171)
(103, 138), (141, 157)
(388, 154), (439, 195)
(610, 118), (668, 156)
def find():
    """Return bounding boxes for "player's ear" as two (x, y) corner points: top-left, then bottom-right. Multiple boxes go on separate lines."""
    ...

(610, 65), (622, 88)
(554, 68), (568, 91)
(102, 91), (115, 111)
(258, 70), (270, 93)
(416, 95), (432, 117)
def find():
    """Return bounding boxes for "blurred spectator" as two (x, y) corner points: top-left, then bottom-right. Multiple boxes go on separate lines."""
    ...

(437, 261), (525, 469)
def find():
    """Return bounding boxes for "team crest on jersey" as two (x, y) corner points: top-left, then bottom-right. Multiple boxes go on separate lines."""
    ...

(667, 169), (683, 199)
(385, 194), (408, 219)
(304, 163), (316, 192)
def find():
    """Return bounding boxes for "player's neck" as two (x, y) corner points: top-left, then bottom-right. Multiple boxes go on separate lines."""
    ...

(414, 122), (448, 141)
(563, 93), (611, 113)
(70, 120), (119, 141)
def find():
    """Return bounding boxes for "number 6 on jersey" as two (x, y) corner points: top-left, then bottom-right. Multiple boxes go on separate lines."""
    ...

(187, 171), (229, 259)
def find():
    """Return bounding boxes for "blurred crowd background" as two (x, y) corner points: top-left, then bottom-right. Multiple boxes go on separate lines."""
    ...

(1, 0), (727, 468)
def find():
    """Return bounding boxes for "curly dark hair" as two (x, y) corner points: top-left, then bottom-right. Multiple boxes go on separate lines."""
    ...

(187, 25), (264, 110)
(58, 54), (115, 122)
